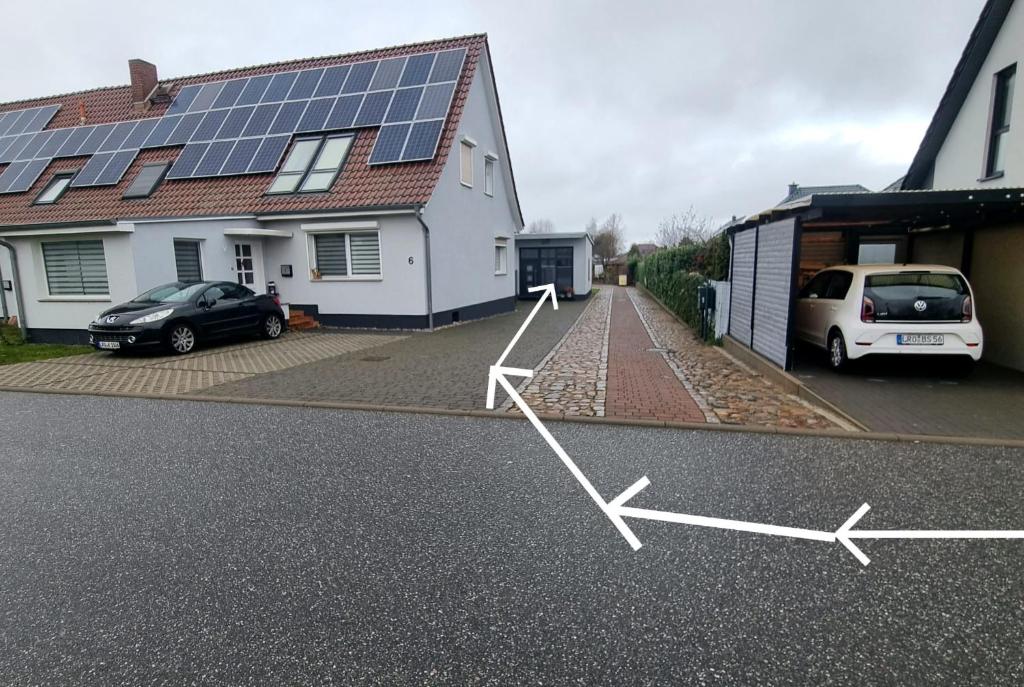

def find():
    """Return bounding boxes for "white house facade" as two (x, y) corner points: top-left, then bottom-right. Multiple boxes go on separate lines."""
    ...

(0, 35), (524, 343)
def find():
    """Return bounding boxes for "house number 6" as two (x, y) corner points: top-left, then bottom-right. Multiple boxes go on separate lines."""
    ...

(408, 257), (415, 265)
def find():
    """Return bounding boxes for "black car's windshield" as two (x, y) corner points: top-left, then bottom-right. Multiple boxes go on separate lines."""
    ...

(132, 283), (207, 304)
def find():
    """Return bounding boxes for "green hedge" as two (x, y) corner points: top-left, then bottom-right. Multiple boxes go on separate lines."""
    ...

(636, 234), (730, 340)
(637, 262), (705, 331)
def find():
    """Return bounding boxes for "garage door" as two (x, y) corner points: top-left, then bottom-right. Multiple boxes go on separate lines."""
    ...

(728, 218), (798, 368)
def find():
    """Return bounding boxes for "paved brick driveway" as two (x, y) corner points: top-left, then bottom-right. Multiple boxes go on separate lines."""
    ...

(0, 331), (401, 396)
(606, 288), (706, 422)
(793, 349), (1024, 439)
(204, 299), (588, 409)
(512, 287), (845, 429)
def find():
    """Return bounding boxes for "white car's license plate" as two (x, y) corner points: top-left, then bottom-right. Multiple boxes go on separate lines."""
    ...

(98, 340), (121, 350)
(897, 334), (944, 345)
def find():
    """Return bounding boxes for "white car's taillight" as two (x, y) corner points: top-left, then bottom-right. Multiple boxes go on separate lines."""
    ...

(962, 295), (973, 323)
(861, 296), (875, 323)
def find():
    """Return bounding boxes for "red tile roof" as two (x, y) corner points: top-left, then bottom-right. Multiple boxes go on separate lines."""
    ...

(0, 34), (487, 227)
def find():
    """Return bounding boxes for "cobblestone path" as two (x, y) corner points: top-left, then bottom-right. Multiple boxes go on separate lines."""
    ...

(627, 287), (844, 429)
(515, 289), (611, 417)
(511, 286), (845, 430)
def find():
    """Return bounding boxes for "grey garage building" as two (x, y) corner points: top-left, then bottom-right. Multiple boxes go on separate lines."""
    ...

(725, 187), (1024, 371)
(514, 232), (594, 300)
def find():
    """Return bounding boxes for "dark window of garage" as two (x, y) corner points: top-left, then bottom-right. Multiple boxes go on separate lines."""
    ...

(174, 239), (203, 282)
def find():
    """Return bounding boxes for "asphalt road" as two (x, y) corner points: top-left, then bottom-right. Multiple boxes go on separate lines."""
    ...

(1, 392), (1022, 685)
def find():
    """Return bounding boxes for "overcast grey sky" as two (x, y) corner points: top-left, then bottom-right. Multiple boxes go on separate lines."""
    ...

(2, 0), (984, 244)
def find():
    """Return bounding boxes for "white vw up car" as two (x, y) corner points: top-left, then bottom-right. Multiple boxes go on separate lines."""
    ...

(794, 265), (983, 370)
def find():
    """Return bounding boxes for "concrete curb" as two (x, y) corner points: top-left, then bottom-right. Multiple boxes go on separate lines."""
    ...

(1, 384), (1022, 448)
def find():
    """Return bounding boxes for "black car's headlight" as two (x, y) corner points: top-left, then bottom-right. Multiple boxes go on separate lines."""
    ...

(129, 308), (175, 325)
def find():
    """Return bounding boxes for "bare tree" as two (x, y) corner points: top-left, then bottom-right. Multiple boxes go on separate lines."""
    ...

(525, 218), (555, 234)
(584, 217), (598, 238)
(656, 206), (714, 247)
(593, 213), (624, 266)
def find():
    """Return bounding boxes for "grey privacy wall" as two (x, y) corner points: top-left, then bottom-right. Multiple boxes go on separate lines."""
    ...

(728, 218), (797, 368)
(728, 229), (756, 346)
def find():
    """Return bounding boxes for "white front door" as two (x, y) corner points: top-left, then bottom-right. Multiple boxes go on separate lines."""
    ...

(233, 242), (266, 294)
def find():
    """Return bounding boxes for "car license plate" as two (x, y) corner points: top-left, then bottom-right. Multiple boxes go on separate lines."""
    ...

(98, 340), (121, 350)
(897, 334), (944, 345)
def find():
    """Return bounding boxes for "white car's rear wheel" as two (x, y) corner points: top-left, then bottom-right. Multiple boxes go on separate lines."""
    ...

(828, 330), (848, 371)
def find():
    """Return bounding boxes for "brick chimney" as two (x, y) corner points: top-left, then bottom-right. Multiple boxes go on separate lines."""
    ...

(128, 59), (159, 108)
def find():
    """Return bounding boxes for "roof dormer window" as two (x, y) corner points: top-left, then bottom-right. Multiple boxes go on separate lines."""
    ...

(266, 134), (353, 195)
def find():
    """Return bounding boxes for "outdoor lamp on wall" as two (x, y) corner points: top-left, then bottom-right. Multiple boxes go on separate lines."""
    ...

(281, 265), (293, 278)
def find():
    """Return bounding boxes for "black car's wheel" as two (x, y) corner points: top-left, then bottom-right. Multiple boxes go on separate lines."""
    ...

(168, 324), (197, 355)
(261, 313), (283, 339)
(827, 329), (848, 371)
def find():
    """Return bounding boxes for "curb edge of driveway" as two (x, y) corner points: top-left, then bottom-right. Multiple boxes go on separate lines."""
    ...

(1, 384), (1022, 449)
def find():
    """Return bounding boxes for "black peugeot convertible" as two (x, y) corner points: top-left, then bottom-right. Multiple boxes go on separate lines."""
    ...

(88, 281), (287, 354)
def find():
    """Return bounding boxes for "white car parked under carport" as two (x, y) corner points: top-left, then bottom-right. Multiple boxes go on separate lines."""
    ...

(794, 264), (983, 371)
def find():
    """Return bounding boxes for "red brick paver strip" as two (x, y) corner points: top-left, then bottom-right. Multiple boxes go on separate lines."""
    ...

(606, 287), (705, 423)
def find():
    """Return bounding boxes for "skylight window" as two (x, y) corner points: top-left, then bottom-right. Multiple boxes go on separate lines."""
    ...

(33, 172), (74, 205)
(123, 162), (171, 199)
(267, 134), (353, 194)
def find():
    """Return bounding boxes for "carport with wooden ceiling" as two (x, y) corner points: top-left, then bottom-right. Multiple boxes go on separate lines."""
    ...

(725, 187), (1024, 371)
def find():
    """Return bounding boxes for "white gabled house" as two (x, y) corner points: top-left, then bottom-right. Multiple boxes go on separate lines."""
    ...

(0, 34), (527, 343)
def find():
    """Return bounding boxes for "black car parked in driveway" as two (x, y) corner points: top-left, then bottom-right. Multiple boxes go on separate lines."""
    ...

(88, 281), (287, 354)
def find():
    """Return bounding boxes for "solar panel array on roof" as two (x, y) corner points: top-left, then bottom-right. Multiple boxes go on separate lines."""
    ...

(0, 47), (467, 194)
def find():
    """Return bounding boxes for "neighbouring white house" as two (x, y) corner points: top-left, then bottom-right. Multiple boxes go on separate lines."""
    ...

(901, 0), (1024, 371)
(0, 34), (523, 343)
(722, 0), (1024, 372)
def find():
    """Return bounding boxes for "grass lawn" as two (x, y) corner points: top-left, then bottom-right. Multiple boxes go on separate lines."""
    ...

(0, 343), (92, 366)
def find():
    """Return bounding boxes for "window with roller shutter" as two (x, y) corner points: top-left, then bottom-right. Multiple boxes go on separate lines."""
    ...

(42, 240), (109, 296)
(313, 231), (381, 278)
(174, 240), (203, 282)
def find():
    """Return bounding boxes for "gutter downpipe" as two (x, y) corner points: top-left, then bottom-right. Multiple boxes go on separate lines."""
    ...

(414, 205), (434, 331)
(0, 239), (28, 340)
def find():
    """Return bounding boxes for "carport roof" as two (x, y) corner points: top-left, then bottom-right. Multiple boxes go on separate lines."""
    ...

(728, 187), (1024, 234)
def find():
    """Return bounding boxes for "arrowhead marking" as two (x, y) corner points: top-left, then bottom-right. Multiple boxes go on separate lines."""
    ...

(485, 365), (533, 410)
(527, 283), (559, 310)
(836, 503), (871, 566)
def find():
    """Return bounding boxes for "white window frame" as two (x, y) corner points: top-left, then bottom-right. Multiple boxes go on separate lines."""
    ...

(483, 152), (498, 197)
(494, 239), (508, 275)
(173, 238), (205, 283)
(460, 135), (477, 188)
(304, 226), (383, 282)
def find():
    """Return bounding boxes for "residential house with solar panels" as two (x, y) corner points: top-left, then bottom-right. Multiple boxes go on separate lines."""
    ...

(0, 34), (523, 342)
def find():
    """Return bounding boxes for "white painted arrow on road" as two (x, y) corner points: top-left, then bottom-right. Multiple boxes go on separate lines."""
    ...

(486, 283), (1024, 566)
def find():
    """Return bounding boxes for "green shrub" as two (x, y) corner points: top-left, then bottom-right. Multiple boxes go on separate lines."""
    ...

(0, 323), (24, 345)
(637, 237), (730, 341)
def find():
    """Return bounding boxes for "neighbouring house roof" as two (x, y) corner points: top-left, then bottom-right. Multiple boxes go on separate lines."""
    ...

(779, 183), (871, 205)
(902, 0), (1015, 189)
(728, 186), (1024, 234)
(0, 34), (513, 228)
(632, 242), (659, 256)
